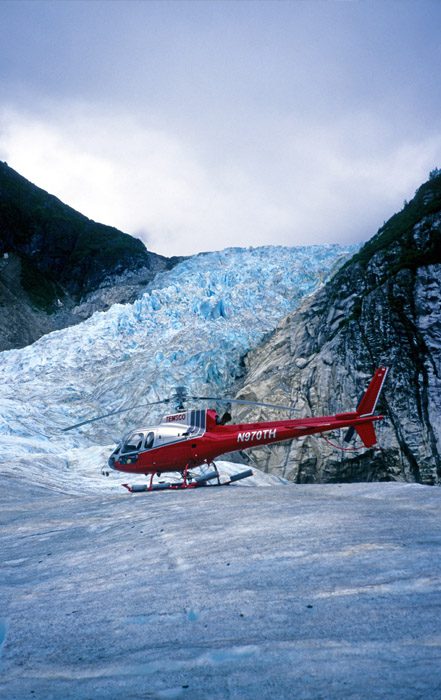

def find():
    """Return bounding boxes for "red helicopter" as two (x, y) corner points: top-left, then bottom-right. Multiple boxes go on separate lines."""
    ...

(64, 367), (388, 492)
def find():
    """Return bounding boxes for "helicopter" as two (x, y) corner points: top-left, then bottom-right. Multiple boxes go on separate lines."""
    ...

(63, 367), (388, 493)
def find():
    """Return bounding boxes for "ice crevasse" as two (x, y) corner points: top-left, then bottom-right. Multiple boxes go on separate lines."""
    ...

(0, 244), (357, 454)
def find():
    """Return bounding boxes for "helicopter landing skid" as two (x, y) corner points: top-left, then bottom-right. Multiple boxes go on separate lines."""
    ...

(122, 466), (253, 493)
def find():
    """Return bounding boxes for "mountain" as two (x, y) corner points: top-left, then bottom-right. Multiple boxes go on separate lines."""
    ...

(2, 166), (440, 485)
(0, 244), (355, 461)
(0, 162), (180, 351)
(236, 172), (441, 484)
(3, 174), (441, 700)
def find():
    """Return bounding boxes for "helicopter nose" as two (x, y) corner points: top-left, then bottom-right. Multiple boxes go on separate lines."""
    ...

(102, 455), (117, 476)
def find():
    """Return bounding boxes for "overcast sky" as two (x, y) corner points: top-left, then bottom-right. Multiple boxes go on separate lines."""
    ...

(1, 0), (440, 257)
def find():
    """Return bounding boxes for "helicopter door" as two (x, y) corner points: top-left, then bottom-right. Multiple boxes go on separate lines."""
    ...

(121, 432), (145, 454)
(144, 431), (155, 449)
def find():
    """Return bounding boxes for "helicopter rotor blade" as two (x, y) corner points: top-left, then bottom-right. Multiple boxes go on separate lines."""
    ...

(62, 391), (298, 433)
(189, 396), (298, 413)
(62, 398), (171, 432)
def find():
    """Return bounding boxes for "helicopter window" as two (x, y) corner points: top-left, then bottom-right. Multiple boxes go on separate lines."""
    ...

(144, 432), (155, 449)
(121, 432), (144, 454)
(182, 427), (195, 436)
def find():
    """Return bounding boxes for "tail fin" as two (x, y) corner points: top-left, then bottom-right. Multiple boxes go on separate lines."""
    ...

(356, 367), (389, 416)
(344, 367), (388, 447)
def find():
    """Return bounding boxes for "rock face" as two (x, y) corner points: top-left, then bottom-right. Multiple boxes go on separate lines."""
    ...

(0, 162), (180, 350)
(237, 174), (441, 484)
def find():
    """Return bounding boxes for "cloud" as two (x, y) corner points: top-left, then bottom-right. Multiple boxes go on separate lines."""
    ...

(1, 103), (440, 257)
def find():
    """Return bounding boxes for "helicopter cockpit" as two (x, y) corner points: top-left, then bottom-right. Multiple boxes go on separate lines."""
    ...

(112, 423), (191, 459)
(120, 430), (155, 454)
(107, 409), (209, 470)
(107, 429), (157, 469)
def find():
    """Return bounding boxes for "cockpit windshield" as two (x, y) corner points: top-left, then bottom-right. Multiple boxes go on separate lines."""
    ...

(119, 430), (156, 454)
(121, 432), (144, 454)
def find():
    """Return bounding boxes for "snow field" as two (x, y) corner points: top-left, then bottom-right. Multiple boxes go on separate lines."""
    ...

(1, 481), (441, 699)
(3, 242), (439, 699)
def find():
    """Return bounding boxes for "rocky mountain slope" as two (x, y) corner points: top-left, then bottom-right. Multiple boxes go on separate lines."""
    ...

(0, 162), (180, 350)
(236, 172), (441, 485)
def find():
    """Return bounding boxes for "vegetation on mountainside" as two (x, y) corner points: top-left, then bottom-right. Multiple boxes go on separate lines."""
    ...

(0, 161), (154, 306)
(346, 171), (441, 273)
(18, 256), (65, 313)
(330, 171), (441, 324)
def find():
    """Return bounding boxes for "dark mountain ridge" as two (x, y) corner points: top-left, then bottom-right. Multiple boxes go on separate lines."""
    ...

(0, 162), (181, 350)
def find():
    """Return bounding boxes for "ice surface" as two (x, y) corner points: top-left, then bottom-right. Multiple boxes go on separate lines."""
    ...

(1, 245), (440, 698)
(1, 479), (440, 699)
(0, 244), (355, 456)
(0, 444), (287, 496)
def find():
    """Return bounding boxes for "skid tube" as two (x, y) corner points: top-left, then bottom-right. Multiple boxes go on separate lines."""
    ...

(122, 466), (253, 493)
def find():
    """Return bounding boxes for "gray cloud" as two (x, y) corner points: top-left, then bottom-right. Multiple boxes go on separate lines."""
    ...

(0, 1), (440, 255)
(1, 103), (440, 257)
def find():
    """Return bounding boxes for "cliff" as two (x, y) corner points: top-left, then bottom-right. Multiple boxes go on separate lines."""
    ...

(236, 172), (441, 484)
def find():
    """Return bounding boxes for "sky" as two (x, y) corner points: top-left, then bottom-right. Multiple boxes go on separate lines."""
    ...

(0, 0), (441, 257)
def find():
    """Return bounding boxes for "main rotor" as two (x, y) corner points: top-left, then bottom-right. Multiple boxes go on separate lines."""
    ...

(62, 385), (298, 432)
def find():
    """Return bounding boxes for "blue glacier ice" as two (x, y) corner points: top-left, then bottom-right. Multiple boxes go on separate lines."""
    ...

(0, 244), (356, 455)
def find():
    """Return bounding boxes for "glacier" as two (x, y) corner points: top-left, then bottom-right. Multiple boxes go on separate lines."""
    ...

(0, 244), (356, 461)
(2, 244), (441, 700)
(2, 478), (441, 699)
